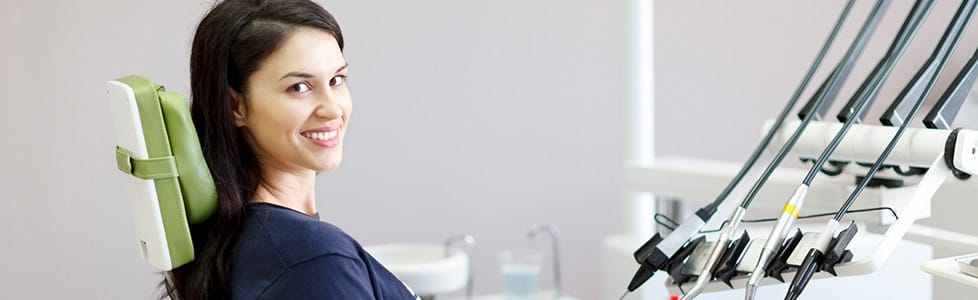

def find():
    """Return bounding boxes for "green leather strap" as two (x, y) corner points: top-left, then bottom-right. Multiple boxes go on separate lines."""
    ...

(115, 146), (178, 179)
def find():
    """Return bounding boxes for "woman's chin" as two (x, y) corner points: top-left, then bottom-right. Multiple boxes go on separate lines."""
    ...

(311, 156), (343, 172)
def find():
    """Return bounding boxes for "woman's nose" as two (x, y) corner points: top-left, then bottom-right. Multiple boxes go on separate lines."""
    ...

(314, 100), (344, 120)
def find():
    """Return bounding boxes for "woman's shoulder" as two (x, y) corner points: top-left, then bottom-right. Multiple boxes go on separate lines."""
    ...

(237, 202), (362, 266)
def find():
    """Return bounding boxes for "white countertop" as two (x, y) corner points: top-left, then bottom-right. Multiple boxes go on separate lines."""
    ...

(921, 254), (978, 289)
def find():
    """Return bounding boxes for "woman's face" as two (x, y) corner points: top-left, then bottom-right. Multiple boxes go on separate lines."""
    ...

(233, 27), (350, 174)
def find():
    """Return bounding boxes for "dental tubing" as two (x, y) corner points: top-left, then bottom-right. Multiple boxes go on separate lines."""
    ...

(680, 1), (892, 299)
(624, 0), (858, 293)
(744, 1), (937, 299)
(785, 1), (977, 299)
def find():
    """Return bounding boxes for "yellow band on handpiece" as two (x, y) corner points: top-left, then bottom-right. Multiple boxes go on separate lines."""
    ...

(783, 204), (801, 218)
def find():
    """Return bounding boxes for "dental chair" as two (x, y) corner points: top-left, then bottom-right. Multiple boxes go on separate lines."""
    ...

(107, 75), (216, 271)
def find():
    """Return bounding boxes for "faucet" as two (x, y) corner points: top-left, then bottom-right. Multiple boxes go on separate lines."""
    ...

(444, 234), (475, 300)
(528, 224), (563, 299)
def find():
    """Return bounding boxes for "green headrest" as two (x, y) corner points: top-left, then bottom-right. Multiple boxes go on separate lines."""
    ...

(112, 75), (217, 269)
(158, 86), (217, 224)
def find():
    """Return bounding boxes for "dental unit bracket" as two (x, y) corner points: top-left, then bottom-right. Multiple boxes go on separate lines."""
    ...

(663, 154), (953, 295)
(625, 123), (978, 295)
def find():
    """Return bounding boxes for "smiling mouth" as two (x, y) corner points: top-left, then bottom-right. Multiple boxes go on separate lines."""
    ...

(300, 127), (342, 148)
(300, 130), (338, 140)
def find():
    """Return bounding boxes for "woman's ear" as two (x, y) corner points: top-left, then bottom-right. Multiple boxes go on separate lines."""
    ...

(230, 88), (247, 127)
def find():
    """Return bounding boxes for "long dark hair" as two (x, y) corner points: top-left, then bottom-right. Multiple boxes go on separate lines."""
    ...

(160, 1), (343, 299)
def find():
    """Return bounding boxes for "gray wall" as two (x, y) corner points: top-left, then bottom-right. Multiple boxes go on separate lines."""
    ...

(321, 1), (625, 299)
(2, 0), (976, 299)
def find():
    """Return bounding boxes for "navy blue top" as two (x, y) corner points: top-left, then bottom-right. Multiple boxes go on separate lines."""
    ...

(230, 203), (417, 299)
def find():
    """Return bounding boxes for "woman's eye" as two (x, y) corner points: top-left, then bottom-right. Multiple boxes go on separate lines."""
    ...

(329, 75), (347, 87)
(288, 82), (312, 93)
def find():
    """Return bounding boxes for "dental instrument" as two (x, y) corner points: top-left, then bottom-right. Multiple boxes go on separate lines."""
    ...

(786, 1), (978, 299)
(836, 2), (934, 124)
(798, 64), (844, 121)
(925, 43), (978, 180)
(882, 2), (977, 128)
(742, 1), (937, 298)
(623, 0), (858, 294)
(925, 46), (978, 132)
(679, 2), (892, 299)
(814, 0), (933, 176)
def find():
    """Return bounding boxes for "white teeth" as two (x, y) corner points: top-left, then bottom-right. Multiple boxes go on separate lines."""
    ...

(303, 130), (339, 140)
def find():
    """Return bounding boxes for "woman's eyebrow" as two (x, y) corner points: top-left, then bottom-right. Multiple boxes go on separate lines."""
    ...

(278, 63), (349, 81)
(279, 72), (315, 81)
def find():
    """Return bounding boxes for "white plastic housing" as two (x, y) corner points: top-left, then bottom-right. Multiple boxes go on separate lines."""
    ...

(764, 120), (950, 167)
(952, 129), (978, 175)
(107, 80), (173, 270)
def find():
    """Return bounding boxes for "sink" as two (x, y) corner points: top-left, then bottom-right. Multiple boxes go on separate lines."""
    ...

(365, 243), (469, 295)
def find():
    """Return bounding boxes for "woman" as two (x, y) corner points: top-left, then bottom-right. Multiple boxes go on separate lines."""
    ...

(162, 0), (417, 299)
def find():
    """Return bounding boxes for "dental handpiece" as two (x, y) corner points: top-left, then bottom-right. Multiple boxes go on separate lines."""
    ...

(783, 219), (841, 300)
(743, 1), (932, 298)
(678, 2), (889, 298)
(625, 0), (856, 291)
(680, 207), (746, 300)
(742, 185), (807, 298)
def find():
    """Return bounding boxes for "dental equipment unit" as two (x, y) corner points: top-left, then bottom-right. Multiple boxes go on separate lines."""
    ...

(924, 34), (978, 132)
(678, 1), (891, 298)
(745, 0), (937, 298)
(925, 42), (978, 177)
(785, 2), (978, 299)
(625, 1), (978, 299)
(624, 1), (857, 294)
